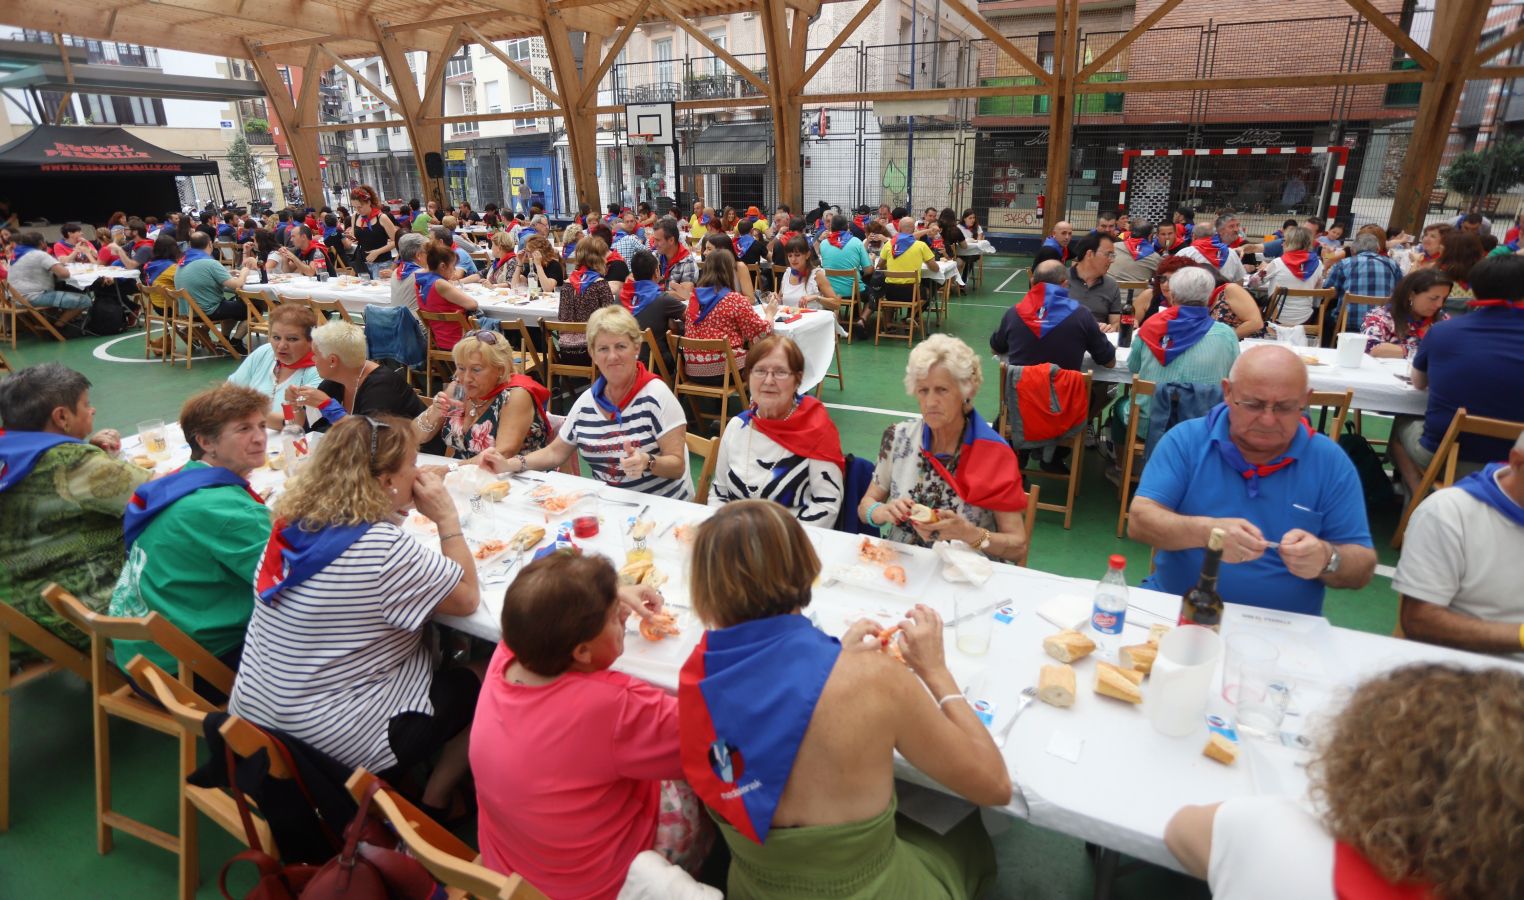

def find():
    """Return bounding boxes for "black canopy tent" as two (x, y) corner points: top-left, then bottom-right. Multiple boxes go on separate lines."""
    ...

(0, 125), (221, 226)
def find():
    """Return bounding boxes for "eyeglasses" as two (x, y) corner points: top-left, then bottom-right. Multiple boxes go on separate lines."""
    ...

(751, 367), (796, 382)
(361, 415), (392, 461)
(468, 329), (500, 345)
(1232, 399), (1304, 417)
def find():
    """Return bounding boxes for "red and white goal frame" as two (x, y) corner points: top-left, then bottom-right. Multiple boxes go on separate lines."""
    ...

(1118, 145), (1351, 222)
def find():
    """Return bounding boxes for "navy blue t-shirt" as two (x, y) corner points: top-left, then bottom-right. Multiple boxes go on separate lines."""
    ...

(990, 302), (1116, 372)
(1412, 308), (1524, 462)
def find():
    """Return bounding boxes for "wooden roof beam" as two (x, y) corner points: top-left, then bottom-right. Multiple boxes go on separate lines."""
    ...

(579, 0), (653, 105)
(797, 0), (880, 90)
(463, 23), (562, 106)
(649, 0), (769, 94)
(0, 6), (305, 64)
(318, 46), (406, 117)
(417, 24), (469, 122)
(1338, 0), (1438, 71)
(143, 0), (375, 42)
(1077, 0), (1184, 82)
(1474, 26), (1524, 69)
(936, 0), (1052, 85)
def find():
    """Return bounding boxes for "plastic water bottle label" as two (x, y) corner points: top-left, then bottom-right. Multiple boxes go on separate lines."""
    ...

(1091, 604), (1125, 635)
(971, 698), (996, 726)
(994, 605), (1017, 625)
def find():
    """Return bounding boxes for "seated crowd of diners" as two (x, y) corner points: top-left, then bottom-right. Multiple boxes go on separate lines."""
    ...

(2, 194), (1523, 900)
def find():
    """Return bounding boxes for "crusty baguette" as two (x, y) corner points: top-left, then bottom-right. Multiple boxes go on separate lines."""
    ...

(619, 559), (653, 585)
(1038, 664), (1076, 708)
(509, 525), (545, 551)
(480, 480), (511, 502)
(1203, 734), (1239, 765)
(1043, 629), (1097, 663)
(1147, 623), (1171, 647)
(1093, 661), (1144, 704)
(1120, 643), (1159, 675)
(909, 503), (941, 524)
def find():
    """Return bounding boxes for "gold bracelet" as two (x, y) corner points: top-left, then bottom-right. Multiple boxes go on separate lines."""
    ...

(1518, 622), (1524, 651)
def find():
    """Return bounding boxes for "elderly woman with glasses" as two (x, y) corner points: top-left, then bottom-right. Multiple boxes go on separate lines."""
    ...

(857, 334), (1030, 564)
(414, 329), (551, 463)
(229, 414), (482, 817)
(492, 306), (691, 499)
(709, 334), (844, 525)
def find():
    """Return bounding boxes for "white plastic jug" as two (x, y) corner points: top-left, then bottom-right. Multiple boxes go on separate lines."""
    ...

(1146, 625), (1223, 737)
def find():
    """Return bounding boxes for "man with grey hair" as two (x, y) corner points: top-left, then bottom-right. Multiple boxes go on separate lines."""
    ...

(1322, 229), (1401, 333)
(1395, 430), (1524, 659)
(991, 259), (1115, 372)
(1129, 344), (1376, 615)
(0, 363), (150, 658)
(1120, 266), (1241, 437)
(390, 231), (427, 315)
(1178, 218), (1248, 283)
(516, 214), (550, 251)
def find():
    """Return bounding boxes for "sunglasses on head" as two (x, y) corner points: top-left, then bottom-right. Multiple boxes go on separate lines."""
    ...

(361, 415), (392, 461)
(468, 329), (500, 345)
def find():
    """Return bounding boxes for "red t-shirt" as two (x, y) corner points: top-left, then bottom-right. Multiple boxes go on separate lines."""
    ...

(470, 644), (680, 900)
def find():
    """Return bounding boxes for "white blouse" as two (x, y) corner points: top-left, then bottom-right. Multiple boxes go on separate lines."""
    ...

(709, 413), (843, 526)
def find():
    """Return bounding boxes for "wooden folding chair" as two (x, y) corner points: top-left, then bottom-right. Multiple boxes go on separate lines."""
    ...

(1017, 484), (1041, 568)
(1114, 379), (1157, 538)
(998, 363), (1091, 530)
(214, 241), (240, 266)
(641, 327), (671, 386)
(1392, 409), (1524, 548)
(922, 277), (953, 330)
(126, 657), (283, 898)
(821, 268), (861, 343)
(419, 309), (479, 395)
(540, 320), (595, 409)
(235, 288), (271, 348)
(0, 600), (94, 832)
(1, 280), (68, 342)
(169, 288), (244, 365)
(875, 278), (922, 346)
(743, 263), (761, 299)
(668, 334), (749, 436)
(0, 347), (11, 373)
(814, 325), (845, 396)
(307, 297), (352, 323)
(1305, 388), (1353, 441)
(1269, 287), (1336, 343)
(502, 318), (542, 379)
(41, 583), (235, 895)
(1337, 293), (1386, 335)
(144, 284), (191, 365)
(346, 769), (549, 900)
(686, 432), (720, 504)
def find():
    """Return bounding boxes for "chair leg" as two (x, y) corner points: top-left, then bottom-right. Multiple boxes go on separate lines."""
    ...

(1064, 436), (1084, 531)
(92, 675), (114, 853)
(0, 631), (10, 833)
(177, 731), (199, 900)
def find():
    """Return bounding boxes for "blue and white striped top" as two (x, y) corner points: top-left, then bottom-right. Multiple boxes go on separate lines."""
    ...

(562, 380), (693, 500)
(228, 522), (462, 771)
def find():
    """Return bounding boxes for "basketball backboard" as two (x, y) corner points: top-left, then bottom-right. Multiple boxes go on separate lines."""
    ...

(625, 101), (675, 146)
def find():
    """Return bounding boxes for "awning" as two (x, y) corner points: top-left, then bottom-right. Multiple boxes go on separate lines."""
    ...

(688, 123), (771, 175)
(0, 125), (220, 176)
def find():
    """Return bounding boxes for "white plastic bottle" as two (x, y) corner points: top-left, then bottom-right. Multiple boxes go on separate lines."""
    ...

(1091, 554), (1128, 635)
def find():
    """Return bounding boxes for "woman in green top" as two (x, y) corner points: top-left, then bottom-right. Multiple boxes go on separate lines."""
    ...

(679, 501), (1008, 899)
(109, 384), (272, 688)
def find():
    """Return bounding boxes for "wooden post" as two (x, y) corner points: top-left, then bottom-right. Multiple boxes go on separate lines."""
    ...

(245, 41), (325, 210)
(373, 22), (449, 209)
(52, 33), (76, 125)
(541, 0), (602, 214)
(1389, 0), (1491, 233)
(1042, 0), (1079, 233)
(761, 0), (804, 210)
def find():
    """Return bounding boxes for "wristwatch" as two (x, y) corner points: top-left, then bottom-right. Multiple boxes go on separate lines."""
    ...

(1322, 543), (1341, 576)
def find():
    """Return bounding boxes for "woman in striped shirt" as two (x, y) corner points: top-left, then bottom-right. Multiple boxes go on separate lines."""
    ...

(492, 306), (692, 500)
(229, 414), (481, 812)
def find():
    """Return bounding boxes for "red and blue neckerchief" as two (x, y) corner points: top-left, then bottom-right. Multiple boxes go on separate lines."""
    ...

(124, 464), (262, 548)
(620, 278), (662, 317)
(297, 244), (328, 270)
(679, 614), (840, 844)
(394, 260), (421, 281)
(486, 375), (552, 436)
(1454, 463), (1524, 527)
(356, 212), (378, 230)
(606, 247), (626, 265)
(659, 243), (691, 284)
(1191, 235), (1231, 268)
(414, 271), (446, 308)
(562, 241), (577, 260)
(569, 266), (603, 295)
(178, 248), (212, 266)
(779, 230), (799, 246)
(1123, 235), (1157, 260)
(824, 230), (849, 249)
(254, 519), (372, 604)
(1279, 249), (1318, 281)
(1041, 235), (1070, 262)
(10, 244), (40, 263)
(920, 409), (1026, 512)
(1417, 250), (1440, 266)
(1136, 304), (1214, 364)
(0, 430), (83, 493)
(489, 251), (515, 276)
(1332, 842), (1433, 900)
(733, 233), (757, 258)
(890, 233), (918, 258)
(590, 363), (660, 424)
(1015, 282), (1081, 339)
(131, 238), (154, 253)
(1466, 297), (1524, 311)
(1178, 221), (1195, 240)
(1206, 402), (1315, 499)
(143, 258), (175, 284)
(690, 286), (728, 325)
(737, 394), (845, 474)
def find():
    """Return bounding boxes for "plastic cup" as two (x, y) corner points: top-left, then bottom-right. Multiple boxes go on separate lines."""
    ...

(1221, 632), (1279, 703)
(1235, 662), (1292, 740)
(137, 418), (170, 462)
(955, 594), (993, 657)
(1336, 332), (1365, 368)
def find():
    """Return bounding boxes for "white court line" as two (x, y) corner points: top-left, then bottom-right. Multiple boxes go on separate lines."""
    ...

(92, 331), (219, 364)
(994, 269), (1027, 294)
(824, 401), (916, 418)
(957, 302), (1014, 309)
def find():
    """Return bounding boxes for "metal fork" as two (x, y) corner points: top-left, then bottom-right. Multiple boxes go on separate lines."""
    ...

(996, 686), (1039, 748)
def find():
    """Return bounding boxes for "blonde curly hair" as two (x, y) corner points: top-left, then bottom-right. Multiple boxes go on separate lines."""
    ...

(273, 414), (414, 529)
(1308, 663), (1524, 898)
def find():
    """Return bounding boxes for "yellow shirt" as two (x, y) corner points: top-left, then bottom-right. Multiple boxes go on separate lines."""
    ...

(753, 216), (769, 233)
(880, 238), (936, 284)
(688, 214), (709, 240)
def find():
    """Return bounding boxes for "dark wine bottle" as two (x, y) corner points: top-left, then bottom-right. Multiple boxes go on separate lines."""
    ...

(1118, 295), (1135, 348)
(1179, 527), (1226, 631)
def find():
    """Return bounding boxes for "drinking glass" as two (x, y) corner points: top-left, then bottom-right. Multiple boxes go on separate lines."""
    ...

(1221, 632), (1279, 703)
(955, 594), (992, 657)
(137, 419), (170, 462)
(1235, 661), (1292, 740)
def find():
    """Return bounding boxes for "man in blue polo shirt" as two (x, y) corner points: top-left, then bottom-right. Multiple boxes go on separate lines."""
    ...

(1128, 344), (1376, 616)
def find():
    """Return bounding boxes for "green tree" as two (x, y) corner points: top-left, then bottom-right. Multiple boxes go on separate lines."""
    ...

(1444, 138), (1524, 196)
(226, 134), (262, 196)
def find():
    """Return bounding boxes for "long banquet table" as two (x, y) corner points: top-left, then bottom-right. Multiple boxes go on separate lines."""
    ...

(119, 421), (1515, 876)
(238, 273), (561, 325)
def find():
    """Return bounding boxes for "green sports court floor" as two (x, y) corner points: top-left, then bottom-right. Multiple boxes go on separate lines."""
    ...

(0, 256), (1407, 898)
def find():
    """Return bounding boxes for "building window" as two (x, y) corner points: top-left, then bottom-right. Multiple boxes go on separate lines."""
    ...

(706, 29), (726, 76)
(505, 38), (532, 63)
(1037, 32), (1055, 74)
(654, 38), (673, 84)
(484, 80), (502, 113)
(445, 54), (473, 79)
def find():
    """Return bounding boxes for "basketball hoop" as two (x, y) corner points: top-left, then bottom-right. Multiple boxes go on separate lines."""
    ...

(630, 133), (656, 146)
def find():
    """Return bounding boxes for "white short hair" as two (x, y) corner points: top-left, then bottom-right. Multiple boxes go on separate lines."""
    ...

(904, 334), (982, 399)
(311, 319), (368, 368)
(1169, 266), (1216, 306)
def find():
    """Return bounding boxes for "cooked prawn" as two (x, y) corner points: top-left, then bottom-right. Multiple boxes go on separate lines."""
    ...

(639, 612), (681, 642)
(859, 537), (897, 565)
(883, 564), (907, 585)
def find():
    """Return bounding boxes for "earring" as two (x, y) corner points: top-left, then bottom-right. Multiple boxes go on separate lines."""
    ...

(390, 488), (398, 495)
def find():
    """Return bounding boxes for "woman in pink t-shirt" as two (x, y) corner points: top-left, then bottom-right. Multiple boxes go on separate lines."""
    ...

(469, 551), (713, 899)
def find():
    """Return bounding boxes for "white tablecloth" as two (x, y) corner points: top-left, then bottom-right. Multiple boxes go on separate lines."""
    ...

(922, 258), (966, 286)
(240, 275), (562, 326)
(114, 430), (1518, 874)
(66, 264), (140, 290)
(1086, 335), (1428, 416)
(763, 305), (837, 392)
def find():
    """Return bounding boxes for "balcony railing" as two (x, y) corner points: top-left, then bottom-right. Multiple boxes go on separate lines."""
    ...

(245, 132), (275, 146)
(614, 83), (681, 104)
(445, 57), (473, 81)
